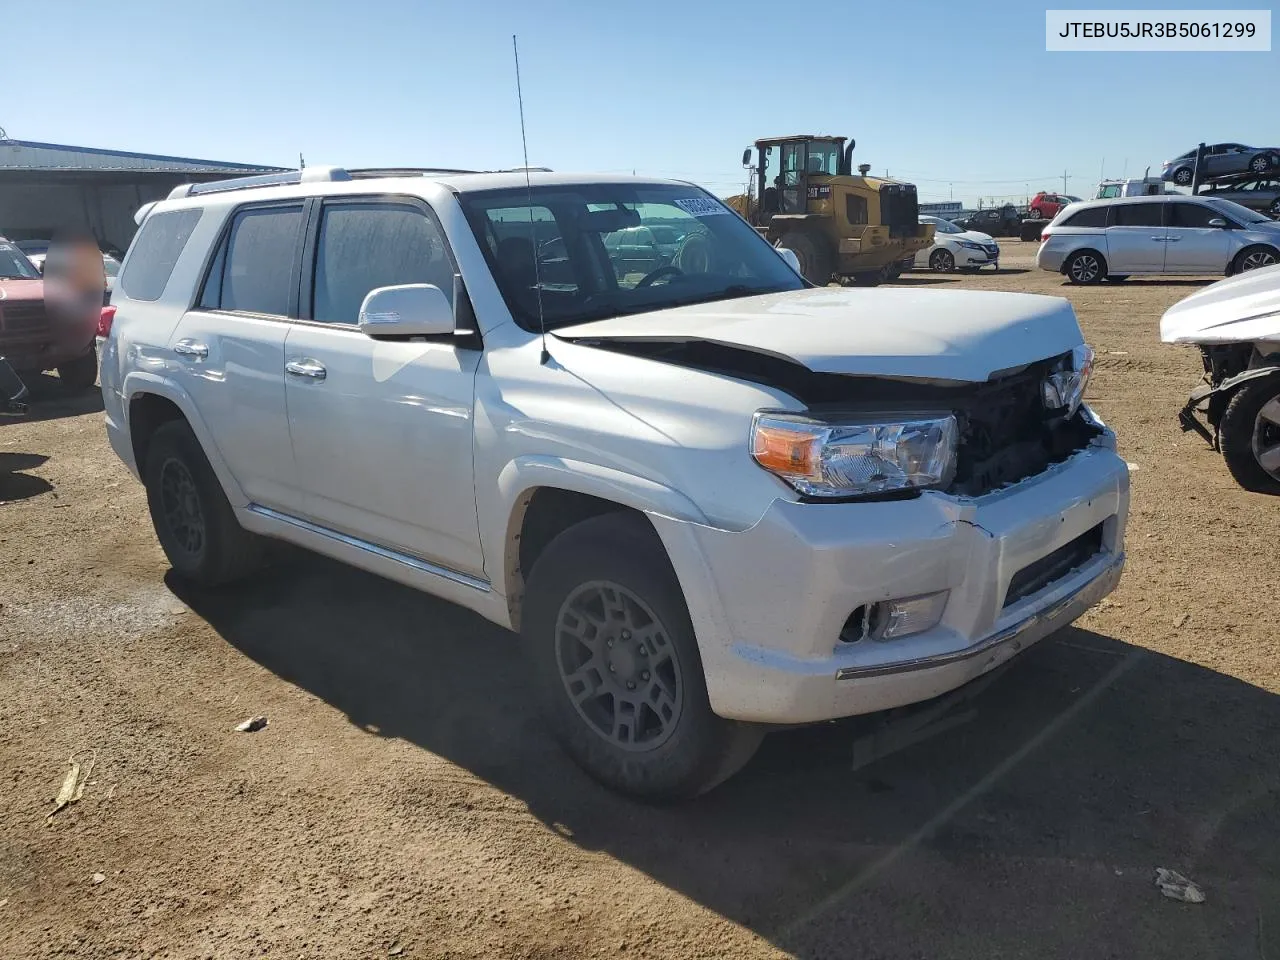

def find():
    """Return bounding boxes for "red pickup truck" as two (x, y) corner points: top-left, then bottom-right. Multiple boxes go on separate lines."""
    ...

(0, 239), (99, 388)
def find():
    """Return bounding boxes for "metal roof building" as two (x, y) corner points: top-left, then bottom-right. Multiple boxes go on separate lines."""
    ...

(0, 134), (287, 254)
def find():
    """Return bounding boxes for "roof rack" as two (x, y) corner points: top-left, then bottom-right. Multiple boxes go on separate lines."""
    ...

(166, 165), (351, 200)
(347, 167), (477, 178)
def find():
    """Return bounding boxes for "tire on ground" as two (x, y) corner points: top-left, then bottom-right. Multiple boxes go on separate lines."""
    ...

(929, 249), (955, 272)
(1231, 245), (1279, 275)
(143, 419), (265, 586)
(1064, 249), (1106, 284)
(57, 349), (98, 389)
(1219, 376), (1280, 494)
(777, 229), (834, 285)
(521, 512), (763, 800)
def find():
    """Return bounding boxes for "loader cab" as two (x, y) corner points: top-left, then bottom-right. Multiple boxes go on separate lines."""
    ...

(747, 136), (853, 221)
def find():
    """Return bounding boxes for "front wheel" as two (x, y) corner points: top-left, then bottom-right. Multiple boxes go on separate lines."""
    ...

(1249, 153), (1272, 175)
(929, 248), (955, 272)
(777, 229), (833, 286)
(1065, 250), (1106, 284)
(56, 348), (98, 389)
(1232, 245), (1279, 274)
(1173, 167), (1194, 186)
(1220, 377), (1280, 494)
(522, 513), (763, 800)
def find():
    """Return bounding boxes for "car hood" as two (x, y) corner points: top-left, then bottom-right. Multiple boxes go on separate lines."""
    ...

(1160, 263), (1280, 344)
(956, 230), (997, 245)
(0, 279), (44, 302)
(556, 287), (1083, 383)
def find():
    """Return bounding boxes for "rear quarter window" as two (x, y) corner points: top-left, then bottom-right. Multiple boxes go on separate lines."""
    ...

(1062, 207), (1108, 228)
(119, 208), (203, 302)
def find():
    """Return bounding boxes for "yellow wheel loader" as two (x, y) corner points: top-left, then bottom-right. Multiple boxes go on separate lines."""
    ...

(726, 135), (934, 286)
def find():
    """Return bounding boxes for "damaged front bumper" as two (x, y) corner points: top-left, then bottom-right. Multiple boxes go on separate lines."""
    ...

(650, 431), (1130, 725)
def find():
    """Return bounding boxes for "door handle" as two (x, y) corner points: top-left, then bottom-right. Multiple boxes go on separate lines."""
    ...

(1164, 237), (1180, 242)
(286, 358), (327, 381)
(173, 339), (208, 359)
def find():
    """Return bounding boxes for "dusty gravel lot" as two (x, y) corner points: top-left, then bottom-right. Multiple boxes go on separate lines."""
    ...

(2, 243), (1278, 959)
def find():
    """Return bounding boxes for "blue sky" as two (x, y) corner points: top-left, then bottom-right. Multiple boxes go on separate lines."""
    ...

(5, 0), (1275, 205)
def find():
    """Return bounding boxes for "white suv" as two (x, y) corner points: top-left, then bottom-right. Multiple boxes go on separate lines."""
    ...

(101, 166), (1129, 799)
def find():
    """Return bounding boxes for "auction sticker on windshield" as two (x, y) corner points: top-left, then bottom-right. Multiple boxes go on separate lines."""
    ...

(674, 198), (731, 217)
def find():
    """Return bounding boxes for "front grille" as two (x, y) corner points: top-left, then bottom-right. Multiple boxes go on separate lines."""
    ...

(880, 183), (920, 238)
(982, 244), (999, 257)
(949, 359), (1100, 497)
(0, 301), (48, 333)
(1004, 523), (1105, 607)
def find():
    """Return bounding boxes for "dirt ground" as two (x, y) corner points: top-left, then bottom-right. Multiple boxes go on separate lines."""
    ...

(2, 243), (1278, 960)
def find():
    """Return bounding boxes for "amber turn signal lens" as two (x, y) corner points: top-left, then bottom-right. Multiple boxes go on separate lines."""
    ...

(751, 422), (822, 479)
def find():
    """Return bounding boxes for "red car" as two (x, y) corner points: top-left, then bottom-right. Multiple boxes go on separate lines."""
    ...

(1028, 191), (1082, 221)
(0, 239), (99, 388)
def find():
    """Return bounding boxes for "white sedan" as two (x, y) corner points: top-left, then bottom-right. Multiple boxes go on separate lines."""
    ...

(907, 216), (1000, 272)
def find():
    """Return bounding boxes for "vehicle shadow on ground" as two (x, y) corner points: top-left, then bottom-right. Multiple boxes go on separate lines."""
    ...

(1061, 278), (1215, 288)
(0, 452), (53, 501)
(173, 556), (1280, 960)
(3, 373), (103, 425)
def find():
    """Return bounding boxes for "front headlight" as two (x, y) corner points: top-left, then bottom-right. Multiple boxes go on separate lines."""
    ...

(1042, 344), (1094, 417)
(957, 240), (984, 250)
(751, 412), (958, 498)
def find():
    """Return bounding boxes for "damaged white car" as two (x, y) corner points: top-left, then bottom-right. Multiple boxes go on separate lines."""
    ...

(1162, 263), (1280, 493)
(102, 170), (1129, 799)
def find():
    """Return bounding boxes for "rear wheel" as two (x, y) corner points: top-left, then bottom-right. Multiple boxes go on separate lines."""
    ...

(929, 249), (955, 272)
(1232, 245), (1279, 274)
(1220, 377), (1280, 494)
(1065, 250), (1106, 284)
(777, 229), (833, 285)
(144, 420), (265, 586)
(56, 348), (98, 389)
(522, 513), (763, 800)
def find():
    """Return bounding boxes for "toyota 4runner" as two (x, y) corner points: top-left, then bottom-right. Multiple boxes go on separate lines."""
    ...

(101, 167), (1129, 799)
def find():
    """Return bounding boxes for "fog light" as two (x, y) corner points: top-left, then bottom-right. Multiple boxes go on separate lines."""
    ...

(877, 591), (949, 640)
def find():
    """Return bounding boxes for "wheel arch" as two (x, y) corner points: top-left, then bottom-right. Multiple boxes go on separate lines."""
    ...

(122, 373), (246, 507)
(494, 456), (711, 631)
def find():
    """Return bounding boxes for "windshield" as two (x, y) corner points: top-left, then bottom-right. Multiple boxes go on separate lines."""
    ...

(0, 243), (40, 279)
(1207, 197), (1270, 224)
(806, 141), (841, 176)
(923, 216), (963, 235)
(458, 183), (805, 331)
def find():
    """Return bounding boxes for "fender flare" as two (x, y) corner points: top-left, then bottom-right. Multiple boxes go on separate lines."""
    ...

(1214, 365), (1280, 397)
(120, 371), (248, 506)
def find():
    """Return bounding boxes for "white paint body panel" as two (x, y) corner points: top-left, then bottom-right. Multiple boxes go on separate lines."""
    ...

(1160, 262), (1280, 345)
(103, 171), (1131, 726)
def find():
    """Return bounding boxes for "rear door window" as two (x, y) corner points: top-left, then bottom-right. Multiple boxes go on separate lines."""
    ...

(200, 204), (304, 316)
(1109, 203), (1164, 227)
(119, 208), (203, 302)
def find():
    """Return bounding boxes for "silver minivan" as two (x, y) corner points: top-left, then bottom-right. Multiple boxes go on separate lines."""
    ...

(1037, 195), (1280, 284)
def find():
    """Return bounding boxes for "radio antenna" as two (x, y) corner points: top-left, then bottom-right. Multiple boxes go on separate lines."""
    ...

(513, 35), (549, 365)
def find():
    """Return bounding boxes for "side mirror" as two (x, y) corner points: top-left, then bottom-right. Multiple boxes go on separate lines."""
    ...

(742, 148), (752, 167)
(1207, 217), (1228, 228)
(358, 283), (454, 338)
(775, 247), (802, 274)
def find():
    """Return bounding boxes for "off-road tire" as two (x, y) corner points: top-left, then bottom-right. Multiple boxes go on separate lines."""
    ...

(777, 229), (833, 286)
(56, 348), (98, 389)
(1219, 376), (1280, 494)
(521, 512), (763, 801)
(1064, 249), (1107, 284)
(144, 420), (265, 586)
